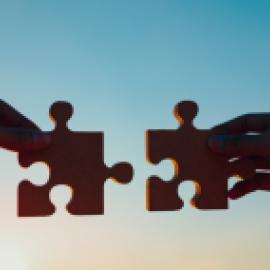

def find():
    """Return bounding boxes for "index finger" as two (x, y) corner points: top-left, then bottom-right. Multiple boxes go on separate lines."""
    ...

(0, 100), (40, 130)
(212, 113), (270, 134)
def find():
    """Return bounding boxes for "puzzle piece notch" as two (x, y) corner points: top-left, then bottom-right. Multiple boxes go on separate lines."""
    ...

(146, 100), (255, 211)
(18, 101), (133, 217)
(50, 185), (73, 215)
(178, 180), (199, 209)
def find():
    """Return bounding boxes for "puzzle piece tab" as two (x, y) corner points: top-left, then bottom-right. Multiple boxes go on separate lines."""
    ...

(146, 101), (255, 211)
(18, 101), (133, 217)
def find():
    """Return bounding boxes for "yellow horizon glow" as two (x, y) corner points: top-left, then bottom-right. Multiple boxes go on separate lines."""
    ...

(0, 243), (29, 270)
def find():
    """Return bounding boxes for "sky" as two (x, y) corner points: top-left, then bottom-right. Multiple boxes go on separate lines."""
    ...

(0, 0), (270, 269)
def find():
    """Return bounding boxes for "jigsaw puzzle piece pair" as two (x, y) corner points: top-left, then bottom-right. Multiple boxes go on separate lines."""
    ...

(18, 101), (256, 216)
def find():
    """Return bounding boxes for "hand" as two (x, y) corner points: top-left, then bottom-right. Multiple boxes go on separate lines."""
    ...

(208, 113), (270, 199)
(0, 100), (51, 152)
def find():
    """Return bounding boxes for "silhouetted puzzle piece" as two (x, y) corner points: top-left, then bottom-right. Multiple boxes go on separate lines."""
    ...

(146, 101), (255, 211)
(18, 101), (133, 217)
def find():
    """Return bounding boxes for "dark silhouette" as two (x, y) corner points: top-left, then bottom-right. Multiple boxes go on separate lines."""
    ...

(209, 113), (270, 199)
(0, 100), (51, 151)
(146, 101), (254, 211)
(18, 101), (133, 217)
(1, 99), (268, 211)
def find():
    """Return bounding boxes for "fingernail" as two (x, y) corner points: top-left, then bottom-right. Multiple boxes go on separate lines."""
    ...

(42, 132), (52, 145)
(208, 135), (224, 150)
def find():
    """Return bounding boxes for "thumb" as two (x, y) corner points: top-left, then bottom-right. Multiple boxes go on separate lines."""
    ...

(0, 127), (51, 152)
(208, 134), (268, 157)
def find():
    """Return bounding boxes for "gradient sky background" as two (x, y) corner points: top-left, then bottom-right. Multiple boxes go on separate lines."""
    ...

(0, 1), (270, 269)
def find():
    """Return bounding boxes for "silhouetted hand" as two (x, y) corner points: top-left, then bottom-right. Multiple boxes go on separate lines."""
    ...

(0, 100), (51, 152)
(208, 114), (270, 199)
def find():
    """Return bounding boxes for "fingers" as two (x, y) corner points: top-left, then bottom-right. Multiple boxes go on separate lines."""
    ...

(208, 133), (269, 157)
(229, 173), (270, 199)
(212, 113), (270, 134)
(246, 156), (270, 170)
(0, 100), (40, 130)
(0, 127), (51, 152)
(0, 101), (50, 152)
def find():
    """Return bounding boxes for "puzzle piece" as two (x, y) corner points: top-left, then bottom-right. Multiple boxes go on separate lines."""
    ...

(146, 101), (255, 211)
(18, 101), (133, 216)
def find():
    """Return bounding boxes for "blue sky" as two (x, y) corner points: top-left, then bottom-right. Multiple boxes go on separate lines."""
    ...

(0, 1), (269, 269)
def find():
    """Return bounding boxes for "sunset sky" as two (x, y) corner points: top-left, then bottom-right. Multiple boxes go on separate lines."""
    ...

(0, 1), (270, 269)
